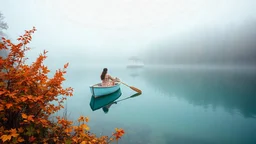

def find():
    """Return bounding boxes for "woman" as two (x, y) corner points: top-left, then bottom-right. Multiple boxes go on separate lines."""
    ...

(100, 68), (118, 87)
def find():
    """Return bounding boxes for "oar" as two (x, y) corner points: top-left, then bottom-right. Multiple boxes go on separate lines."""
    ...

(119, 81), (142, 93)
(114, 92), (142, 103)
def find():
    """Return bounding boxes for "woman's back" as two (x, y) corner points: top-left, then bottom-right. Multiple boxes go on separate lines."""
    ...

(100, 68), (116, 87)
(101, 74), (112, 87)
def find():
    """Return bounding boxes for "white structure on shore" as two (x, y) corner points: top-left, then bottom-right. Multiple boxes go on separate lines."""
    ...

(126, 56), (144, 68)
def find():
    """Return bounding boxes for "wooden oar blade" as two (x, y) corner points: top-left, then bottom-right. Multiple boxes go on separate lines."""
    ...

(130, 86), (142, 93)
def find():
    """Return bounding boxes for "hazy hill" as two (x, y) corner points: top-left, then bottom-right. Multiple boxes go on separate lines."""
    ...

(144, 19), (256, 66)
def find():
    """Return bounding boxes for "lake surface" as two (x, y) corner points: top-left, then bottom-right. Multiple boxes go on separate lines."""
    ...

(56, 64), (256, 144)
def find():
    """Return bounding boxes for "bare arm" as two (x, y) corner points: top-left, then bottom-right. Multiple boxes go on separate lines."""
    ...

(108, 74), (115, 81)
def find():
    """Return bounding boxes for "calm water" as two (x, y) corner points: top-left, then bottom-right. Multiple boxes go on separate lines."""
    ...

(56, 64), (256, 144)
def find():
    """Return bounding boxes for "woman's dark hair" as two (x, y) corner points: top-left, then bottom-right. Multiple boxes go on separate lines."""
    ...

(100, 68), (108, 80)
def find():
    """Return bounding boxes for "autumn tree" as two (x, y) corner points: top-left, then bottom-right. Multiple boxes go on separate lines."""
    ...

(0, 27), (124, 143)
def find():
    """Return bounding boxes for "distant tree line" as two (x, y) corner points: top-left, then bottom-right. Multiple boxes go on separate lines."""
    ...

(0, 12), (8, 58)
(144, 19), (256, 66)
(0, 12), (8, 35)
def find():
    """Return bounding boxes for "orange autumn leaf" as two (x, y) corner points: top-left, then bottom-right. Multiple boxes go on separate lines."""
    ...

(81, 124), (90, 131)
(27, 115), (34, 122)
(21, 113), (34, 122)
(113, 128), (125, 140)
(64, 63), (69, 69)
(7, 93), (16, 98)
(27, 95), (33, 100)
(39, 119), (48, 125)
(85, 117), (89, 123)
(9, 129), (19, 138)
(0, 90), (6, 95)
(0, 105), (4, 111)
(72, 137), (78, 143)
(17, 137), (25, 143)
(21, 113), (27, 119)
(5, 103), (13, 109)
(78, 116), (85, 122)
(18, 128), (24, 133)
(64, 127), (73, 133)
(0, 135), (12, 142)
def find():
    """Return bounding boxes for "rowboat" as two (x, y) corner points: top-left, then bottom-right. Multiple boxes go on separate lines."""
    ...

(89, 88), (122, 111)
(89, 82), (121, 98)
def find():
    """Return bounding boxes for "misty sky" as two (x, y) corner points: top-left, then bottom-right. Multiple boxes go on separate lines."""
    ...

(1, 0), (256, 63)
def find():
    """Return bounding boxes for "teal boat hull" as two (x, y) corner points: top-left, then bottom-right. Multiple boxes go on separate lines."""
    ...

(89, 82), (121, 98)
(89, 88), (122, 111)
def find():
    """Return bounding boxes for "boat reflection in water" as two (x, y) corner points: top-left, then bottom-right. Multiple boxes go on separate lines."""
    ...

(89, 88), (142, 113)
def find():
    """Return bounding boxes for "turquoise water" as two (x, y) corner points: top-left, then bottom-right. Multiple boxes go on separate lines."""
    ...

(57, 65), (256, 144)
